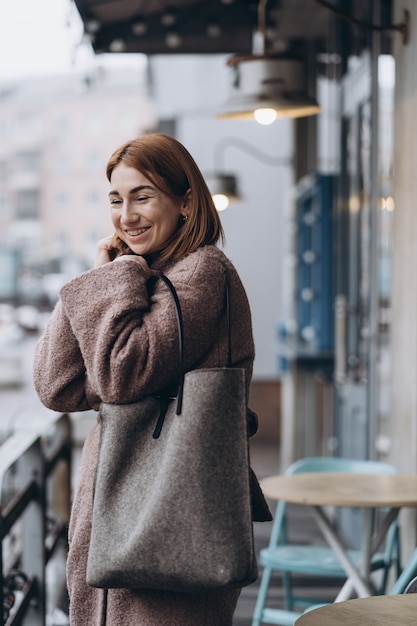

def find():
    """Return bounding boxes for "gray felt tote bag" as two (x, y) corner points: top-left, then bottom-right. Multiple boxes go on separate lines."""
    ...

(86, 270), (258, 594)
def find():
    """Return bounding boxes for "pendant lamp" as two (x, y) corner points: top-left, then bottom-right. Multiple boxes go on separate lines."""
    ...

(217, 54), (320, 124)
(204, 172), (241, 212)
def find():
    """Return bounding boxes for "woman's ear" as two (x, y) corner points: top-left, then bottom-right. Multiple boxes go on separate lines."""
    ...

(182, 188), (191, 212)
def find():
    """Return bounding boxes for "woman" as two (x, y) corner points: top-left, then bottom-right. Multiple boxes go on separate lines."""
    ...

(33, 133), (270, 625)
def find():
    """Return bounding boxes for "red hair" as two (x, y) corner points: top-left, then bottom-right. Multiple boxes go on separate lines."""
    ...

(106, 133), (224, 261)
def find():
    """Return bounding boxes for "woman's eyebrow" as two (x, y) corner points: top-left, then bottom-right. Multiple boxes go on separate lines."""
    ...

(108, 185), (155, 197)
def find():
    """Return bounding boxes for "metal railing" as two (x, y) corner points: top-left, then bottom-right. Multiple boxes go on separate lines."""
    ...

(0, 414), (71, 626)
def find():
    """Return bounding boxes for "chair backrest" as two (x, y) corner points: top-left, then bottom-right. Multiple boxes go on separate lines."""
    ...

(404, 576), (417, 593)
(390, 548), (417, 594)
(286, 456), (398, 476)
(268, 456), (398, 548)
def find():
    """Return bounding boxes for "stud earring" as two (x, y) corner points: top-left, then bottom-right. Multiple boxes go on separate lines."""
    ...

(181, 214), (188, 222)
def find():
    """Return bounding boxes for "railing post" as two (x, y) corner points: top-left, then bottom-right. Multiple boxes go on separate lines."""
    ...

(1, 413), (72, 625)
(20, 437), (46, 626)
(44, 413), (72, 618)
(0, 432), (45, 626)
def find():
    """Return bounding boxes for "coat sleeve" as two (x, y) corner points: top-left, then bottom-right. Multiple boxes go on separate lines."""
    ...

(33, 248), (254, 410)
(33, 300), (92, 412)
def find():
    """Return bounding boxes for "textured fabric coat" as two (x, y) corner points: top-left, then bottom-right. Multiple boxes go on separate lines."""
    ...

(33, 245), (265, 626)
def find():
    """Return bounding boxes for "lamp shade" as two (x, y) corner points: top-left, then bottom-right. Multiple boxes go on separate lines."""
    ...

(204, 172), (241, 211)
(217, 55), (320, 122)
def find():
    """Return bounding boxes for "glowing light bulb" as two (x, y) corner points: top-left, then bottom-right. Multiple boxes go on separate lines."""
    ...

(212, 194), (230, 212)
(254, 108), (277, 125)
(386, 196), (395, 211)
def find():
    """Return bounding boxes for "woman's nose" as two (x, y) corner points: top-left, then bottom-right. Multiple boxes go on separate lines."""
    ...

(120, 201), (138, 224)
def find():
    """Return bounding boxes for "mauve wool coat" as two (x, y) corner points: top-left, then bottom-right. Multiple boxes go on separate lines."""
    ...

(33, 245), (262, 626)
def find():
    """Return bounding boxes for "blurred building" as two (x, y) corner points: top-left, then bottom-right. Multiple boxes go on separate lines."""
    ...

(0, 67), (157, 305)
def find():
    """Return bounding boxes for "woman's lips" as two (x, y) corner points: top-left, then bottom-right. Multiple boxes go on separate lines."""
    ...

(125, 227), (149, 236)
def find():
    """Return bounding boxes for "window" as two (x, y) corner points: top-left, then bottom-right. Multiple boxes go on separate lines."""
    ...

(0, 119), (9, 140)
(0, 193), (10, 218)
(86, 190), (101, 212)
(16, 151), (41, 173)
(55, 190), (70, 212)
(56, 116), (70, 135)
(15, 111), (42, 140)
(0, 160), (8, 182)
(55, 154), (69, 174)
(16, 189), (39, 219)
(57, 230), (69, 249)
(86, 151), (101, 172)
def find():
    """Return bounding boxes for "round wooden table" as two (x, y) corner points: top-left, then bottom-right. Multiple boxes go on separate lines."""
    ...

(260, 473), (417, 509)
(261, 472), (417, 600)
(294, 594), (417, 625)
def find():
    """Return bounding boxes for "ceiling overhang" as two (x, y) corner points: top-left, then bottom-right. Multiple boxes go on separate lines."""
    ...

(72, 0), (336, 57)
(73, 0), (268, 55)
(72, 1), (395, 66)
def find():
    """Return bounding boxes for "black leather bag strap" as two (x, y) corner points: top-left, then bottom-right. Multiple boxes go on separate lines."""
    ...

(153, 269), (231, 436)
(225, 267), (232, 368)
(158, 274), (185, 415)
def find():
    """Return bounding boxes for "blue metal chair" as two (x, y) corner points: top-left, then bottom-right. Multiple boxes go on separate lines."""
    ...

(301, 546), (417, 619)
(404, 576), (417, 594)
(389, 547), (417, 594)
(251, 457), (402, 626)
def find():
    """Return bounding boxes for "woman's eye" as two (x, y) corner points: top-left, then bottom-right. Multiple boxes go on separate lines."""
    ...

(110, 198), (122, 206)
(136, 195), (149, 202)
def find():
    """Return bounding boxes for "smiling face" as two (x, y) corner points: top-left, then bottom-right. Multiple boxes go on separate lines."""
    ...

(109, 164), (188, 258)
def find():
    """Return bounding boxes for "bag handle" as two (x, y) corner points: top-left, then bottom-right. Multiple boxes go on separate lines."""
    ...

(225, 268), (232, 368)
(159, 274), (185, 414)
(152, 269), (231, 437)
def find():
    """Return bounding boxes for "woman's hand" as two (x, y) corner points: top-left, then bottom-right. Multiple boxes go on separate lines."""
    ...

(94, 234), (159, 278)
(113, 253), (158, 277)
(94, 234), (131, 267)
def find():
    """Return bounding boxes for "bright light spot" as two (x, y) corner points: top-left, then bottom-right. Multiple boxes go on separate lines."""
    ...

(380, 196), (395, 211)
(349, 195), (361, 214)
(378, 55), (395, 90)
(254, 108), (277, 125)
(301, 326), (316, 341)
(212, 194), (229, 212)
(109, 39), (126, 53)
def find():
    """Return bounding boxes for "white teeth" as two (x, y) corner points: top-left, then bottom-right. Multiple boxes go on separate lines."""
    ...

(126, 228), (148, 236)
